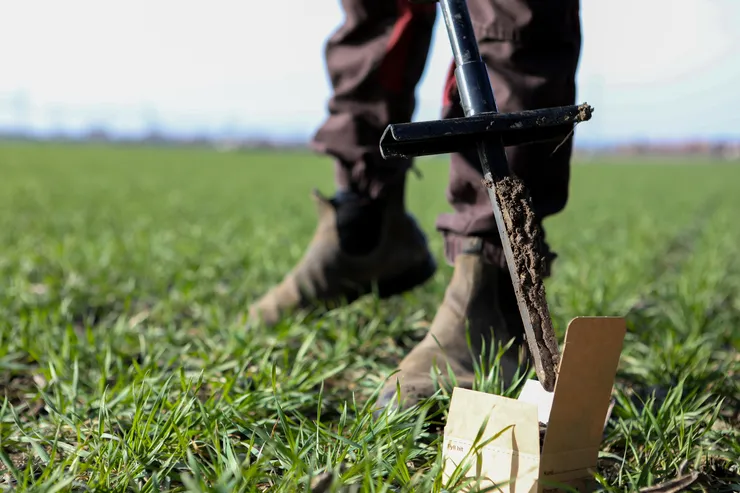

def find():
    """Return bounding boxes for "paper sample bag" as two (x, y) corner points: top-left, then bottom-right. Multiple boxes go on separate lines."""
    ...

(442, 317), (626, 492)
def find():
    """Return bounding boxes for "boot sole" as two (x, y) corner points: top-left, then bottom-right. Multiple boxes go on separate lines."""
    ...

(376, 254), (437, 299)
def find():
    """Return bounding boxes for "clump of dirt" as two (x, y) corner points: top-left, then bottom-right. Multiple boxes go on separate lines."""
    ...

(494, 175), (560, 389)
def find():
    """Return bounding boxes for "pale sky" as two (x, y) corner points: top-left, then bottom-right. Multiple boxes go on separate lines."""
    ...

(0, 0), (738, 144)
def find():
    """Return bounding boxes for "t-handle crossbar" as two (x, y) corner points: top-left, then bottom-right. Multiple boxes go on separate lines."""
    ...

(379, 0), (594, 392)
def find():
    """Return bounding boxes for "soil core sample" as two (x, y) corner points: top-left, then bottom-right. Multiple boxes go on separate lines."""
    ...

(494, 175), (560, 389)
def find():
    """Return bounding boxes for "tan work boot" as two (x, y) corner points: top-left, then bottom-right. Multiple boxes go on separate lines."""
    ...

(374, 238), (526, 415)
(248, 188), (437, 327)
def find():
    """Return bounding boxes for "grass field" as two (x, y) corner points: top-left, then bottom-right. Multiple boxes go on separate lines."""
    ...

(0, 142), (738, 492)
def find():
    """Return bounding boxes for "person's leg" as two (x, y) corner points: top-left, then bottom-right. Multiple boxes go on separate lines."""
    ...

(249, 0), (438, 327)
(437, 0), (581, 264)
(376, 0), (582, 413)
(312, 0), (437, 203)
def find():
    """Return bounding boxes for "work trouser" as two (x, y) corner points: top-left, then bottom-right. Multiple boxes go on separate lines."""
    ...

(310, 0), (582, 267)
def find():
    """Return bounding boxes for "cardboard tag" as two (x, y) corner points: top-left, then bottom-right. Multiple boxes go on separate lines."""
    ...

(442, 317), (626, 493)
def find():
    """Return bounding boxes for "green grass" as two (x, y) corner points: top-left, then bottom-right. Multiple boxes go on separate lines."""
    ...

(0, 142), (738, 491)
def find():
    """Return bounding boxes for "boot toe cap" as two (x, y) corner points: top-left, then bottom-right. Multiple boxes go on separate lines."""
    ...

(372, 374), (441, 419)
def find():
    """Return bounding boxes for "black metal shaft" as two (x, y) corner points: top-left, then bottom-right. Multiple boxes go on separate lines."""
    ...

(439, 0), (557, 390)
(439, 0), (509, 179)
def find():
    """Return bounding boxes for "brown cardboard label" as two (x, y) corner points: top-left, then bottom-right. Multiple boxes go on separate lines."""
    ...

(540, 317), (626, 490)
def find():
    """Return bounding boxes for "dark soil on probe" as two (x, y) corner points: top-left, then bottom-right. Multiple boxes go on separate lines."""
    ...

(494, 175), (560, 388)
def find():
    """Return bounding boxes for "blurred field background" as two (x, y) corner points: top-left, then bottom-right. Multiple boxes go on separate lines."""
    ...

(0, 142), (738, 490)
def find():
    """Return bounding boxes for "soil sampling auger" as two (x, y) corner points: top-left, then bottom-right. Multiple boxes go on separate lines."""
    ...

(379, 0), (594, 392)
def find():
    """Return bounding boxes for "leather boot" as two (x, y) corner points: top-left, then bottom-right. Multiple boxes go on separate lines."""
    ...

(374, 238), (526, 415)
(248, 188), (437, 328)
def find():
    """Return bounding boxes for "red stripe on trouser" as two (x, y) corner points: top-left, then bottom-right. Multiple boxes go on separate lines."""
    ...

(442, 60), (457, 107)
(378, 0), (436, 94)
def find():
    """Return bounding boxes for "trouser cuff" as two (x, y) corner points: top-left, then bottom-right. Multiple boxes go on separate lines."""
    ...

(442, 232), (557, 277)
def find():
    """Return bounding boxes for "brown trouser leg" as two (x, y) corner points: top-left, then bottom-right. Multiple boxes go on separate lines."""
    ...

(435, 0), (582, 268)
(311, 0), (437, 200)
(312, 0), (581, 265)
